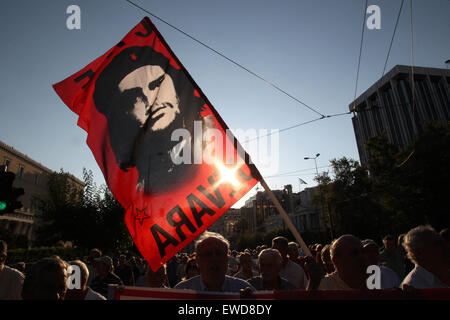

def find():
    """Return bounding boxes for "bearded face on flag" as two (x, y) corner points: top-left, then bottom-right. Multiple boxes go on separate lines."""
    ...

(94, 46), (207, 195)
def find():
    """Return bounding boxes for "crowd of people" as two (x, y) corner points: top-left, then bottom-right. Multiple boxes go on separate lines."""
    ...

(0, 224), (449, 300)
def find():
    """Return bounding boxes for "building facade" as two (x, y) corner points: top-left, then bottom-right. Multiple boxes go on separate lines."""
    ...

(349, 65), (450, 167)
(241, 185), (327, 235)
(0, 140), (84, 243)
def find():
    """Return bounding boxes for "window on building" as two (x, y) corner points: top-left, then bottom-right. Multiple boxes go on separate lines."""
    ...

(34, 173), (39, 185)
(4, 158), (11, 171)
(18, 165), (24, 178)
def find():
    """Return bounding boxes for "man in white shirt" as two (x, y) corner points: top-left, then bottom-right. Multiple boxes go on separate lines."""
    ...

(175, 231), (254, 292)
(0, 240), (24, 300)
(65, 260), (106, 300)
(401, 225), (450, 288)
(272, 236), (307, 289)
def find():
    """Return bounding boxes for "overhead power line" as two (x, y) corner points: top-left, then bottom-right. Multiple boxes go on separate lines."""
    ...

(124, 0), (326, 118)
(353, 0), (369, 110)
(264, 165), (332, 178)
(381, 0), (405, 78)
(241, 112), (351, 144)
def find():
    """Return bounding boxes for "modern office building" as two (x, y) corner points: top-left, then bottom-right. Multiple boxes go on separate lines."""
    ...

(0, 140), (84, 243)
(349, 65), (450, 167)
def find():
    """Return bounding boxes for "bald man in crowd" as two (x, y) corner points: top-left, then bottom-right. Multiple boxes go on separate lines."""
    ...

(247, 248), (296, 290)
(65, 260), (106, 300)
(175, 231), (255, 292)
(313, 235), (368, 290)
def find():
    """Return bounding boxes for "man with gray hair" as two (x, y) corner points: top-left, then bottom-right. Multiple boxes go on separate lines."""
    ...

(174, 231), (255, 292)
(316, 234), (368, 290)
(90, 255), (123, 298)
(247, 248), (296, 290)
(65, 260), (106, 300)
(401, 225), (450, 288)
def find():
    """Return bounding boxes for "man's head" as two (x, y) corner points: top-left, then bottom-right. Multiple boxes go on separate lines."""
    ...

(68, 260), (89, 290)
(403, 225), (448, 269)
(0, 240), (7, 266)
(93, 46), (205, 194)
(118, 65), (180, 132)
(288, 242), (299, 260)
(271, 236), (289, 261)
(119, 254), (127, 265)
(87, 248), (102, 264)
(320, 244), (335, 274)
(382, 235), (396, 253)
(195, 231), (230, 285)
(184, 257), (199, 279)
(94, 255), (114, 277)
(258, 248), (283, 283)
(238, 252), (252, 271)
(362, 239), (379, 266)
(330, 235), (367, 280)
(22, 257), (68, 300)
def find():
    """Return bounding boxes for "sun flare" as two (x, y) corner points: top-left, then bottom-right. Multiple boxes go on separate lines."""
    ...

(216, 162), (240, 187)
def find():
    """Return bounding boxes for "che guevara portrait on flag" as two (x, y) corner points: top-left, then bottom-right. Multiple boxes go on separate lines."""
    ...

(53, 17), (260, 270)
(93, 45), (209, 195)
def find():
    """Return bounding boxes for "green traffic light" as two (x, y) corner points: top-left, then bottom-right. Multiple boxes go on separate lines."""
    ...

(0, 201), (6, 211)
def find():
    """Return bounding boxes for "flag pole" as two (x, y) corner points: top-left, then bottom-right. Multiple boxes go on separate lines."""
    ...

(259, 178), (312, 257)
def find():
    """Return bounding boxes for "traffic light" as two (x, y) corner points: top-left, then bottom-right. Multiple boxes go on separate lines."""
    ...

(0, 170), (24, 214)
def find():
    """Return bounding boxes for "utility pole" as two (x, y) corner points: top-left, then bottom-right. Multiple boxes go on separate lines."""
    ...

(304, 153), (334, 240)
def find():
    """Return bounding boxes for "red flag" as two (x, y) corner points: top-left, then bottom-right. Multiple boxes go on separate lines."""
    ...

(53, 17), (260, 271)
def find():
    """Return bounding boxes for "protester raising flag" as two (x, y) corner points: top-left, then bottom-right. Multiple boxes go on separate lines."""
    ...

(53, 17), (260, 271)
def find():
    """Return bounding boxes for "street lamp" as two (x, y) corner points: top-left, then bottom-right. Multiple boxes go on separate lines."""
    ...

(304, 153), (334, 240)
(304, 153), (320, 176)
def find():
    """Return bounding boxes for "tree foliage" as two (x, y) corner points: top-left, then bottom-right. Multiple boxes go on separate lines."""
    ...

(315, 121), (450, 242)
(34, 168), (133, 254)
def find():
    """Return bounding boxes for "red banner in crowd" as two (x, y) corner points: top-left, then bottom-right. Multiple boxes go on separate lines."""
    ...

(110, 286), (450, 300)
(53, 17), (260, 271)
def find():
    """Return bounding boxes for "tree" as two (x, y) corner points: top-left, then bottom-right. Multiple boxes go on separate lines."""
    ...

(233, 218), (249, 234)
(313, 121), (450, 242)
(313, 157), (386, 241)
(34, 169), (86, 246)
(34, 168), (133, 254)
(366, 121), (450, 232)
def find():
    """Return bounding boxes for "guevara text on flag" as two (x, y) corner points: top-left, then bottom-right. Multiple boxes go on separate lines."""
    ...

(53, 17), (260, 271)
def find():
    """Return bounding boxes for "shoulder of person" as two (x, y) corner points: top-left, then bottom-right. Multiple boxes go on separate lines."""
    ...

(174, 275), (200, 289)
(280, 277), (297, 290)
(287, 259), (305, 271)
(225, 275), (255, 290)
(110, 272), (124, 284)
(247, 276), (262, 283)
(318, 271), (339, 290)
(380, 265), (399, 277)
(85, 287), (107, 300)
(246, 276), (263, 290)
(401, 266), (428, 287)
(5, 265), (25, 280)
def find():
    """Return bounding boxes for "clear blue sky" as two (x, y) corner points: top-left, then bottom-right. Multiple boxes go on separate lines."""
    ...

(1, 0), (449, 207)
